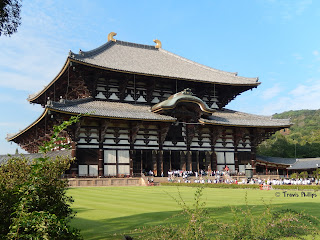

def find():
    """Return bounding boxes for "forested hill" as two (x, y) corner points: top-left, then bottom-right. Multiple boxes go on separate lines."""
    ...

(257, 109), (320, 158)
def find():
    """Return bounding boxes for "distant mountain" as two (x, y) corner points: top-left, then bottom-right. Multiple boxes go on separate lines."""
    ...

(257, 110), (320, 158)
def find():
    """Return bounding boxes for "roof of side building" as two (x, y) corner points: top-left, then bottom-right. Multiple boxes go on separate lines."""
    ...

(288, 158), (320, 170)
(0, 150), (72, 165)
(256, 155), (297, 165)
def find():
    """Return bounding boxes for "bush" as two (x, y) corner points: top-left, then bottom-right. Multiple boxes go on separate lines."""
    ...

(0, 155), (82, 239)
(129, 188), (320, 240)
(0, 116), (82, 239)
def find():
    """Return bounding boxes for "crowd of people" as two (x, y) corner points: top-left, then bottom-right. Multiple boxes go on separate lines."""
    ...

(164, 169), (319, 185)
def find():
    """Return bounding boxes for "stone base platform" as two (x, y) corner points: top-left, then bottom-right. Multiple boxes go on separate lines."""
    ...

(68, 178), (142, 187)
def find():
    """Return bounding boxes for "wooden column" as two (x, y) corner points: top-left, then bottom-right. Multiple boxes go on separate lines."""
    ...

(129, 150), (134, 176)
(186, 151), (192, 171)
(210, 126), (222, 172)
(130, 122), (141, 177)
(250, 129), (258, 175)
(158, 150), (164, 176)
(169, 150), (172, 171)
(212, 152), (217, 171)
(70, 141), (78, 177)
(140, 150), (143, 176)
(196, 152), (199, 172)
(180, 151), (186, 171)
(98, 148), (104, 177)
(233, 128), (242, 173)
(98, 121), (108, 177)
(158, 122), (170, 176)
(152, 150), (158, 176)
(206, 152), (211, 172)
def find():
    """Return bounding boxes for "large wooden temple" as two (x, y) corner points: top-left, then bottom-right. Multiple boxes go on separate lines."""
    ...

(7, 32), (291, 177)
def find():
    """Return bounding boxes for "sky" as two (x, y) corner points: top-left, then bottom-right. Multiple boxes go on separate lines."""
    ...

(1, 0), (320, 155)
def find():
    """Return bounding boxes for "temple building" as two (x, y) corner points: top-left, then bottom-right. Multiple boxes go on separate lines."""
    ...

(7, 32), (291, 177)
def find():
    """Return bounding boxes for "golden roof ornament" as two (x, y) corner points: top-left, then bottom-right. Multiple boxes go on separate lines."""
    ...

(153, 39), (162, 49)
(108, 32), (117, 42)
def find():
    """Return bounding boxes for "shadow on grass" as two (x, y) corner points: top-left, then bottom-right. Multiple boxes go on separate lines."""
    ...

(71, 202), (320, 240)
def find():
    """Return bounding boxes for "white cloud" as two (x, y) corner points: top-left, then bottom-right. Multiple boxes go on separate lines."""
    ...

(313, 50), (319, 56)
(261, 84), (282, 100)
(292, 53), (303, 60)
(263, 0), (313, 22)
(259, 96), (292, 115)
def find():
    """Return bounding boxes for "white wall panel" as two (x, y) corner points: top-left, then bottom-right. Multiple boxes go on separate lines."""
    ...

(239, 165), (245, 173)
(104, 165), (116, 176)
(79, 165), (88, 176)
(104, 150), (116, 163)
(118, 150), (130, 163)
(225, 152), (235, 164)
(118, 165), (130, 175)
(216, 152), (225, 164)
(89, 165), (98, 176)
(217, 165), (224, 171)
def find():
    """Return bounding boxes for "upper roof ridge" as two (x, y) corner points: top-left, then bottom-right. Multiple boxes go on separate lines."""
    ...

(70, 40), (158, 59)
(159, 48), (237, 77)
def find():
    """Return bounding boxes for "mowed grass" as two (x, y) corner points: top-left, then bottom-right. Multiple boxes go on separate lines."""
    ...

(68, 186), (320, 240)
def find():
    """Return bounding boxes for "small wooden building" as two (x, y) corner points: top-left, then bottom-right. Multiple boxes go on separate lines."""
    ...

(7, 33), (291, 177)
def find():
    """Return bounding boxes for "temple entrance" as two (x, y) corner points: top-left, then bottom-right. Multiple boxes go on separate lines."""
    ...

(191, 151), (210, 173)
(171, 151), (181, 170)
(199, 151), (207, 171)
(132, 150), (142, 176)
(132, 150), (153, 176)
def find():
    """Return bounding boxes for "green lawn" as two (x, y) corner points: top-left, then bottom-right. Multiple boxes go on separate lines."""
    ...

(68, 186), (320, 240)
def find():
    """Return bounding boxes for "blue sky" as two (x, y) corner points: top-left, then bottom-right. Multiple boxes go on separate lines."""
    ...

(0, 0), (319, 154)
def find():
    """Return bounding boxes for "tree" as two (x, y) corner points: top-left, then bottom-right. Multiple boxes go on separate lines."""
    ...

(0, 0), (22, 36)
(0, 115), (82, 239)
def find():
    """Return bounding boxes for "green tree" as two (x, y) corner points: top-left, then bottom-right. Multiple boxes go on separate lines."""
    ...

(0, 115), (82, 239)
(0, 0), (22, 36)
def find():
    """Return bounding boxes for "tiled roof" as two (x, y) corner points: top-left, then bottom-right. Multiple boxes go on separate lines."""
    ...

(288, 158), (320, 170)
(50, 99), (290, 127)
(70, 40), (259, 86)
(200, 109), (291, 127)
(0, 150), (72, 165)
(256, 155), (297, 165)
(49, 98), (176, 121)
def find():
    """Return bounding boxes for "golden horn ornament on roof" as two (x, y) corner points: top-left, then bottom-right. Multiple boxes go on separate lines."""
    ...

(153, 39), (162, 49)
(108, 32), (117, 42)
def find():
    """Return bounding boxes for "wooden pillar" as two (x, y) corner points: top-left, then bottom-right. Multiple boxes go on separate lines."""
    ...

(129, 150), (134, 176)
(265, 165), (268, 175)
(180, 151), (186, 171)
(206, 152), (211, 172)
(212, 152), (217, 171)
(234, 136), (239, 172)
(152, 150), (158, 176)
(98, 121), (108, 177)
(196, 152), (199, 172)
(158, 150), (164, 176)
(186, 151), (192, 171)
(169, 150), (172, 171)
(70, 141), (78, 177)
(98, 148), (104, 177)
(140, 150), (143, 176)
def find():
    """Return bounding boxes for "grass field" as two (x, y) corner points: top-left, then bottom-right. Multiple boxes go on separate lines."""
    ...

(68, 186), (320, 239)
